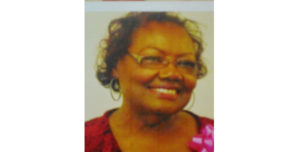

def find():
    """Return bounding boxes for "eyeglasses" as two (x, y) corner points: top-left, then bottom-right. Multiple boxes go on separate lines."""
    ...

(128, 52), (198, 75)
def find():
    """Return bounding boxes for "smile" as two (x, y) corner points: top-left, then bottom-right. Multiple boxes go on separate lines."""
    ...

(153, 88), (177, 95)
(148, 87), (180, 100)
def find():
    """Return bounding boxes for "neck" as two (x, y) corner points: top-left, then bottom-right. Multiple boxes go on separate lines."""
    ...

(113, 102), (179, 132)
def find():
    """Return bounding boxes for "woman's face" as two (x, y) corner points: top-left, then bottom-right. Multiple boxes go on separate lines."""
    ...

(114, 21), (198, 115)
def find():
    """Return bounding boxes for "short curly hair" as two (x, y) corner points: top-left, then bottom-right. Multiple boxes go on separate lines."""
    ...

(96, 12), (207, 92)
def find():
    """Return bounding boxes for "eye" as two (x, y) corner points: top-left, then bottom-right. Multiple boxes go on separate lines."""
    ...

(177, 60), (196, 68)
(141, 56), (163, 65)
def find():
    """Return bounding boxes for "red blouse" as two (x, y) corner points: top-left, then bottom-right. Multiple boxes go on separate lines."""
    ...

(85, 109), (214, 152)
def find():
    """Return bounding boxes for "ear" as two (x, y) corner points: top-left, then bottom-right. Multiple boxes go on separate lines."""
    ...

(112, 68), (119, 79)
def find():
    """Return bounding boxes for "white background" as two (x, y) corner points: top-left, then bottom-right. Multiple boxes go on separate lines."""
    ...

(1, 0), (300, 152)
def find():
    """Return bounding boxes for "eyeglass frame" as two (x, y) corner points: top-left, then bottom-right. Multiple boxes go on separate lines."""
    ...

(127, 52), (199, 75)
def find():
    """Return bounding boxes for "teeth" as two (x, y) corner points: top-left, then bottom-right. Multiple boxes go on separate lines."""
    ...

(154, 88), (176, 95)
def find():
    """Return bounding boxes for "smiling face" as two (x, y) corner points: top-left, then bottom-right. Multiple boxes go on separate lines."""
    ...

(113, 21), (198, 115)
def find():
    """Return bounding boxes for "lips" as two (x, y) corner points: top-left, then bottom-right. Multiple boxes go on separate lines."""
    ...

(153, 88), (177, 95)
(148, 84), (182, 100)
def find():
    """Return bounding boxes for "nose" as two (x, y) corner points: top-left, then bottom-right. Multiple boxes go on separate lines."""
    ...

(158, 63), (183, 81)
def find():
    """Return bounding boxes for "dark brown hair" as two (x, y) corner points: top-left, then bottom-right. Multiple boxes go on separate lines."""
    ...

(96, 12), (207, 92)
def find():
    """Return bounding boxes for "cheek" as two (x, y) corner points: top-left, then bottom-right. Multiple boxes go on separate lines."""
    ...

(116, 58), (158, 84)
(131, 69), (158, 83)
(183, 75), (197, 91)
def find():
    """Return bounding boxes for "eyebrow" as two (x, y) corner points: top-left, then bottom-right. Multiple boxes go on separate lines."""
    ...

(138, 47), (164, 54)
(138, 47), (196, 57)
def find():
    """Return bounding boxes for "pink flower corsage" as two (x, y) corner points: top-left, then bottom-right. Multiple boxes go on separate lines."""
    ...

(188, 124), (214, 152)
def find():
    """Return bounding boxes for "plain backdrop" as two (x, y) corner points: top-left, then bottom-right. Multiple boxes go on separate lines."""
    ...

(85, 11), (214, 120)
(2, 1), (300, 152)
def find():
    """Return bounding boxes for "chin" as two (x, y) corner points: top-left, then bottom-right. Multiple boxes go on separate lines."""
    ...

(147, 104), (187, 116)
(132, 94), (190, 116)
(155, 99), (190, 115)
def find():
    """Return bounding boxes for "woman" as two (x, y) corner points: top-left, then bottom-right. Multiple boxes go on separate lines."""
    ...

(85, 12), (214, 152)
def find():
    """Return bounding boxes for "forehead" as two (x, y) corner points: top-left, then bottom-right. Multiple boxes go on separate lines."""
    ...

(129, 21), (195, 56)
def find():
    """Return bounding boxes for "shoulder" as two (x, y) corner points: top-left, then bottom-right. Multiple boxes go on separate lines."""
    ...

(85, 111), (110, 129)
(85, 109), (117, 135)
(85, 109), (119, 152)
(186, 113), (214, 152)
(85, 115), (109, 135)
(85, 114), (109, 152)
(184, 111), (214, 130)
(198, 115), (214, 126)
